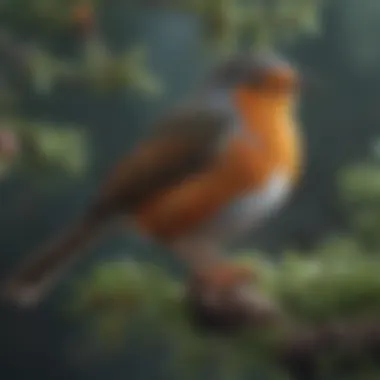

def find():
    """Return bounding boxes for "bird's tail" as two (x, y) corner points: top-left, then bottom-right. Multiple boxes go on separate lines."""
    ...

(2, 213), (110, 308)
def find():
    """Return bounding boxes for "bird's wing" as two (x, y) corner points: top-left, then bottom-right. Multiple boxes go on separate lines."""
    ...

(91, 101), (234, 217)
(1, 101), (234, 308)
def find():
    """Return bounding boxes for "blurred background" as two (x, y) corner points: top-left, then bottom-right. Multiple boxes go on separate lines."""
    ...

(2, 0), (380, 379)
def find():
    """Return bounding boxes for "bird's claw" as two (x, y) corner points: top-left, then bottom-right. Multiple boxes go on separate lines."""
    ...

(185, 260), (280, 333)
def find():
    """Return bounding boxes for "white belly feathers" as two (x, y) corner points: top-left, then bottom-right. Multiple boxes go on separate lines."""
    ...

(195, 169), (293, 242)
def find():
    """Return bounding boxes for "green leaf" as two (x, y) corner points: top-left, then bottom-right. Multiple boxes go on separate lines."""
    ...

(15, 122), (89, 181)
(28, 48), (58, 94)
(121, 46), (163, 96)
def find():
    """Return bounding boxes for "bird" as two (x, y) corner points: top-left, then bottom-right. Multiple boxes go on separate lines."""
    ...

(2, 51), (304, 311)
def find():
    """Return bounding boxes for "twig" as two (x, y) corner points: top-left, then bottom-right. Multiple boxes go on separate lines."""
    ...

(275, 317), (380, 379)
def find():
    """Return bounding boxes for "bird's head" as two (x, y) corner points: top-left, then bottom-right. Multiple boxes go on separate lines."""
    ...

(213, 51), (300, 97)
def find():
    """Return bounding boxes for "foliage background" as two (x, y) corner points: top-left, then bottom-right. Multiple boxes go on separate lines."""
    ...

(1, 0), (380, 379)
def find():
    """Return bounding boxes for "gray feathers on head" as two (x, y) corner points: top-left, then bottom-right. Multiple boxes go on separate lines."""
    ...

(211, 51), (293, 88)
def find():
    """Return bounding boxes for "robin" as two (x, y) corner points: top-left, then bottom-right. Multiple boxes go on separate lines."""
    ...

(2, 51), (303, 315)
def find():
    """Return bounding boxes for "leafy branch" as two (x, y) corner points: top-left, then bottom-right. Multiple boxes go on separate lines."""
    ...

(67, 159), (380, 380)
(68, 240), (380, 379)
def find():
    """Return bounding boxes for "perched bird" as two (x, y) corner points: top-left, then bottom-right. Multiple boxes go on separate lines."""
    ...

(3, 51), (304, 316)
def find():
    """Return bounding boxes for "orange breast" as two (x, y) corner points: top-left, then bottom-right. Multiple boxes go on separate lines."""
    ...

(233, 88), (302, 183)
(133, 89), (302, 242)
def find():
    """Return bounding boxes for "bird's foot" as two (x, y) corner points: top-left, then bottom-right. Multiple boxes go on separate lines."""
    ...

(191, 259), (257, 294)
(185, 260), (281, 333)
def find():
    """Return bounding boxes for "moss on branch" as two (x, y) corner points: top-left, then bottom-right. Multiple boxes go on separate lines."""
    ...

(68, 237), (380, 379)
